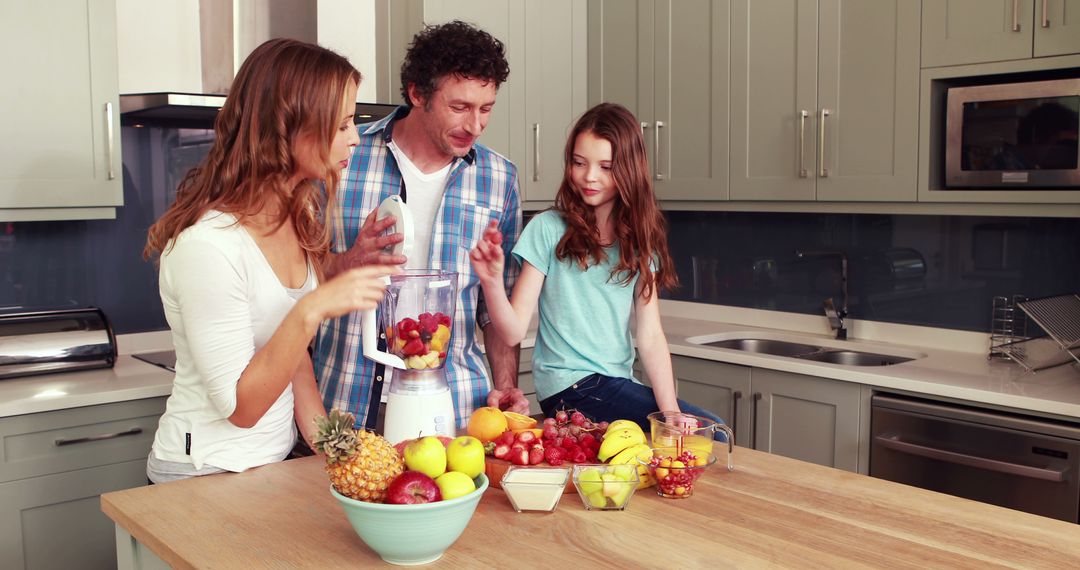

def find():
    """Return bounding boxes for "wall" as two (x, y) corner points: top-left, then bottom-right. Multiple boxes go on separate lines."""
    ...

(662, 211), (1080, 332)
(317, 0), (379, 103)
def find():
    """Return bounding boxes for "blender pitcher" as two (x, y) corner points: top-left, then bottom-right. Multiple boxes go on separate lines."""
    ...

(380, 269), (459, 444)
(647, 411), (734, 471)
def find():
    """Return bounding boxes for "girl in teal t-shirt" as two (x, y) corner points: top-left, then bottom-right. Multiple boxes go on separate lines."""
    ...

(469, 103), (724, 437)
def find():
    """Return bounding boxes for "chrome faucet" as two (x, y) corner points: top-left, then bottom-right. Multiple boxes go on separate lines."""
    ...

(796, 249), (849, 340)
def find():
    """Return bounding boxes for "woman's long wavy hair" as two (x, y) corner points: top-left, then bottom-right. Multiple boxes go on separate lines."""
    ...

(143, 38), (361, 270)
(553, 103), (678, 301)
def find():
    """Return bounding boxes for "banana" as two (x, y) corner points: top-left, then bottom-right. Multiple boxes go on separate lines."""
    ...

(608, 443), (651, 466)
(605, 419), (645, 438)
(597, 428), (647, 462)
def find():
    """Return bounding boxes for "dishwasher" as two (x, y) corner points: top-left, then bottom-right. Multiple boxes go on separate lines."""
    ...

(870, 393), (1080, 523)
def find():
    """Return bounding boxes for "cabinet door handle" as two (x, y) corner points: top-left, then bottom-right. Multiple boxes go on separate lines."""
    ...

(798, 110), (809, 178)
(818, 109), (831, 178)
(532, 123), (541, 182)
(1012, 0), (1022, 31)
(55, 427), (142, 447)
(654, 121), (665, 180)
(731, 390), (742, 441)
(105, 102), (116, 180)
(1041, 0), (1049, 27)
(751, 392), (762, 449)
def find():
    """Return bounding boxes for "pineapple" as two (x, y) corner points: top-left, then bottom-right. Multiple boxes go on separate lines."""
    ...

(312, 409), (404, 503)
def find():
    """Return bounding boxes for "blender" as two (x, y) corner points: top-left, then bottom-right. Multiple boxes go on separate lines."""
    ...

(360, 196), (457, 443)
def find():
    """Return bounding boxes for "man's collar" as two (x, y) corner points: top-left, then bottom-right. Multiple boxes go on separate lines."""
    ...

(362, 105), (476, 165)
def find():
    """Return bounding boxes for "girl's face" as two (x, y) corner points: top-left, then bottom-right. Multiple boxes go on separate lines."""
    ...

(295, 79), (360, 180)
(570, 130), (616, 211)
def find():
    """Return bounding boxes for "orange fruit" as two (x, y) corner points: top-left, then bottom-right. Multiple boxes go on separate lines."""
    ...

(503, 411), (538, 431)
(467, 407), (508, 443)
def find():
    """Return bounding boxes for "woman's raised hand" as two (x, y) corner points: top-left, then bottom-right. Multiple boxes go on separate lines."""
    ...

(469, 221), (505, 287)
(300, 265), (399, 331)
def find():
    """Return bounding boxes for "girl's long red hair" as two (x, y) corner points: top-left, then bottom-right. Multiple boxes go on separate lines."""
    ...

(143, 38), (361, 271)
(553, 103), (678, 300)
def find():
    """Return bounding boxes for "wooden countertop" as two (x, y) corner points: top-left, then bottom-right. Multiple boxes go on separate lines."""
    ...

(102, 445), (1080, 568)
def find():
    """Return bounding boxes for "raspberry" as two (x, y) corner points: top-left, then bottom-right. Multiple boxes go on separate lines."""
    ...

(578, 433), (597, 449)
(572, 450), (588, 463)
(543, 446), (566, 466)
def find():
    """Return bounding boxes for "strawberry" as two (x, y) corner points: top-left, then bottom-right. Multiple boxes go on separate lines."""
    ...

(436, 313), (452, 327)
(543, 446), (566, 466)
(509, 447), (529, 466)
(397, 318), (418, 334)
(515, 430), (537, 445)
(528, 445), (545, 465)
(493, 442), (511, 460)
(497, 430), (516, 446)
(402, 339), (425, 356)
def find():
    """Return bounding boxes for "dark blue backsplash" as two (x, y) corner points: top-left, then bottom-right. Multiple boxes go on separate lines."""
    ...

(2, 123), (1078, 334)
(661, 211), (1080, 332)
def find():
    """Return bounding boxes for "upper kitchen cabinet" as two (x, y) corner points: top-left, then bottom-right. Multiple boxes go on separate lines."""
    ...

(729, 0), (920, 202)
(922, 0), (1080, 68)
(0, 0), (122, 221)
(587, 0), (729, 201)
(418, 0), (587, 206)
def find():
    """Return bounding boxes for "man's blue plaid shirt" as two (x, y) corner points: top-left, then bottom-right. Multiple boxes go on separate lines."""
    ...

(314, 107), (522, 430)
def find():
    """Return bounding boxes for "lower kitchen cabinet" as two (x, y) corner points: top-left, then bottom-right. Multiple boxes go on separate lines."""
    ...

(0, 397), (166, 570)
(671, 355), (863, 472)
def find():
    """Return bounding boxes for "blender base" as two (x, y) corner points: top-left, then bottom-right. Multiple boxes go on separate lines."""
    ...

(383, 389), (456, 444)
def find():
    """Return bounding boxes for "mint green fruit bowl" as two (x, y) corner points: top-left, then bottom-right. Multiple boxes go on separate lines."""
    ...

(330, 474), (489, 566)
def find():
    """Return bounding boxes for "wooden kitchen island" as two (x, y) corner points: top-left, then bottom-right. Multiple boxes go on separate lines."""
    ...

(102, 445), (1080, 568)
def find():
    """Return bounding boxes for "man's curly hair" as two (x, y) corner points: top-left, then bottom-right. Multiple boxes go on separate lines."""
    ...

(400, 20), (510, 107)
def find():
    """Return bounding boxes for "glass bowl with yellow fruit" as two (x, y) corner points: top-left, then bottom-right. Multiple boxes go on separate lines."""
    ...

(571, 464), (639, 510)
(638, 447), (717, 499)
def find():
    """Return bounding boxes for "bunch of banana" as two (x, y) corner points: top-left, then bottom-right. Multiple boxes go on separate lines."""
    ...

(598, 420), (655, 489)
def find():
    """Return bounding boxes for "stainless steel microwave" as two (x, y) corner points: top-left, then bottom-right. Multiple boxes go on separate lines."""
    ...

(945, 78), (1080, 188)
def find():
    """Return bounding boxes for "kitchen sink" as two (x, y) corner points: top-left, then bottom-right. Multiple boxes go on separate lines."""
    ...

(704, 338), (822, 358)
(696, 335), (919, 367)
(796, 350), (914, 366)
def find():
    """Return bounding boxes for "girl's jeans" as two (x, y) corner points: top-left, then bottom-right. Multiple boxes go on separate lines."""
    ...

(539, 373), (729, 441)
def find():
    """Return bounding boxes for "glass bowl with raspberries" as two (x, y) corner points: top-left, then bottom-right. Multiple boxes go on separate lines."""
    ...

(638, 447), (717, 499)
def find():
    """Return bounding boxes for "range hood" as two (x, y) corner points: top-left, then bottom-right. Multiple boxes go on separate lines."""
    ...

(120, 94), (397, 129)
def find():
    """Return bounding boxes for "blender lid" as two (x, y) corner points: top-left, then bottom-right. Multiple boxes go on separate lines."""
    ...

(376, 195), (414, 261)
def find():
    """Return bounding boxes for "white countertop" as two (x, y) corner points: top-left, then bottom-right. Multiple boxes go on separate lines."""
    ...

(4, 305), (1079, 421)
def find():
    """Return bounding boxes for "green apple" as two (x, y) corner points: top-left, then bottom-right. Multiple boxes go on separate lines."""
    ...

(445, 436), (485, 479)
(435, 471), (476, 500)
(404, 436), (447, 478)
(577, 467), (603, 495)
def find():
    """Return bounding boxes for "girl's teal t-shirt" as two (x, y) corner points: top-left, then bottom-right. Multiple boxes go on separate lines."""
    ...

(511, 210), (639, 401)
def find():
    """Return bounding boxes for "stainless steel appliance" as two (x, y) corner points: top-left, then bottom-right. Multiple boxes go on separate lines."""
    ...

(945, 78), (1080, 188)
(871, 393), (1080, 523)
(0, 307), (116, 379)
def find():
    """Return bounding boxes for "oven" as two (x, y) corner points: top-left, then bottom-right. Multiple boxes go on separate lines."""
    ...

(870, 393), (1080, 523)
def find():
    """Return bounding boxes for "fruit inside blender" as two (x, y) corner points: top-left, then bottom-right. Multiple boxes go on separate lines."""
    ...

(387, 312), (452, 369)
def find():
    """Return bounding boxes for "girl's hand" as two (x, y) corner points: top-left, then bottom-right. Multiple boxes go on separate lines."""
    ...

(469, 221), (505, 287)
(301, 265), (399, 326)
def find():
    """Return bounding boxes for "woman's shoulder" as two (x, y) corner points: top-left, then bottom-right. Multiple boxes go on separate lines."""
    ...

(166, 211), (246, 259)
(528, 210), (566, 231)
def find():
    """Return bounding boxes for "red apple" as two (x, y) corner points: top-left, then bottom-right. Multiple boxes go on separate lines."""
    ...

(384, 471), (442, 504)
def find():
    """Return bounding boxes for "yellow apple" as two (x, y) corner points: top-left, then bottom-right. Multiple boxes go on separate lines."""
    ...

(404, 436), (447, 478)
(446, 435), (485, 479)
(435, 471), (476, 500)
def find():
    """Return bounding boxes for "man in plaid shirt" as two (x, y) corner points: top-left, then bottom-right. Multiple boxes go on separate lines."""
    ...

(315, 21), (528, 431)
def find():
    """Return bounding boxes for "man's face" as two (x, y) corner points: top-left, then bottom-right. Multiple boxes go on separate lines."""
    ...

(409, 75), (498, 160)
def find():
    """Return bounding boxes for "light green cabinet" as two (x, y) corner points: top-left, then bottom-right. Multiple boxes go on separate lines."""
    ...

(588, 0), (729, 201)
(729, 0), (920, 202)
(922, 0), (1080, 68)
(670, 355), (863, 472)
(0, 397), (166, 570)
(0, 0), (123, 220)
(421, 0), (587, 206)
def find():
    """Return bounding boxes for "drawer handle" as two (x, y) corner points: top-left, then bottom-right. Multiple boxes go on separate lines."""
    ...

(731, 390), (742, 441)
(874, 434), (1065, 482)
(55, 427), (143, 447)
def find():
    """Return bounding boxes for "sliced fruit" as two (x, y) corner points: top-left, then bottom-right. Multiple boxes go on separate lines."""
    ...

(503, 411), (538, 431)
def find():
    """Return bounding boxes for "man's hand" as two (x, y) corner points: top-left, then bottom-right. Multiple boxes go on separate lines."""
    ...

(344, 209), (408, 268)
(487, 387), (530, 415)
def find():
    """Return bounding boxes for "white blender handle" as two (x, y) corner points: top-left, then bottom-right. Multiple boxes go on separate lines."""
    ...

(361, 275), (406, 369)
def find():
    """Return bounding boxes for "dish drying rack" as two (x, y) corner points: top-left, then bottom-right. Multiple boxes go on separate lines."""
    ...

(994, 294), (1080, 372)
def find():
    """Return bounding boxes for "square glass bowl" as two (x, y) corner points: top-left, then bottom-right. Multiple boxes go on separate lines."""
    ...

(500, 466), (571, 512)
(571, 464), (640, 511)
